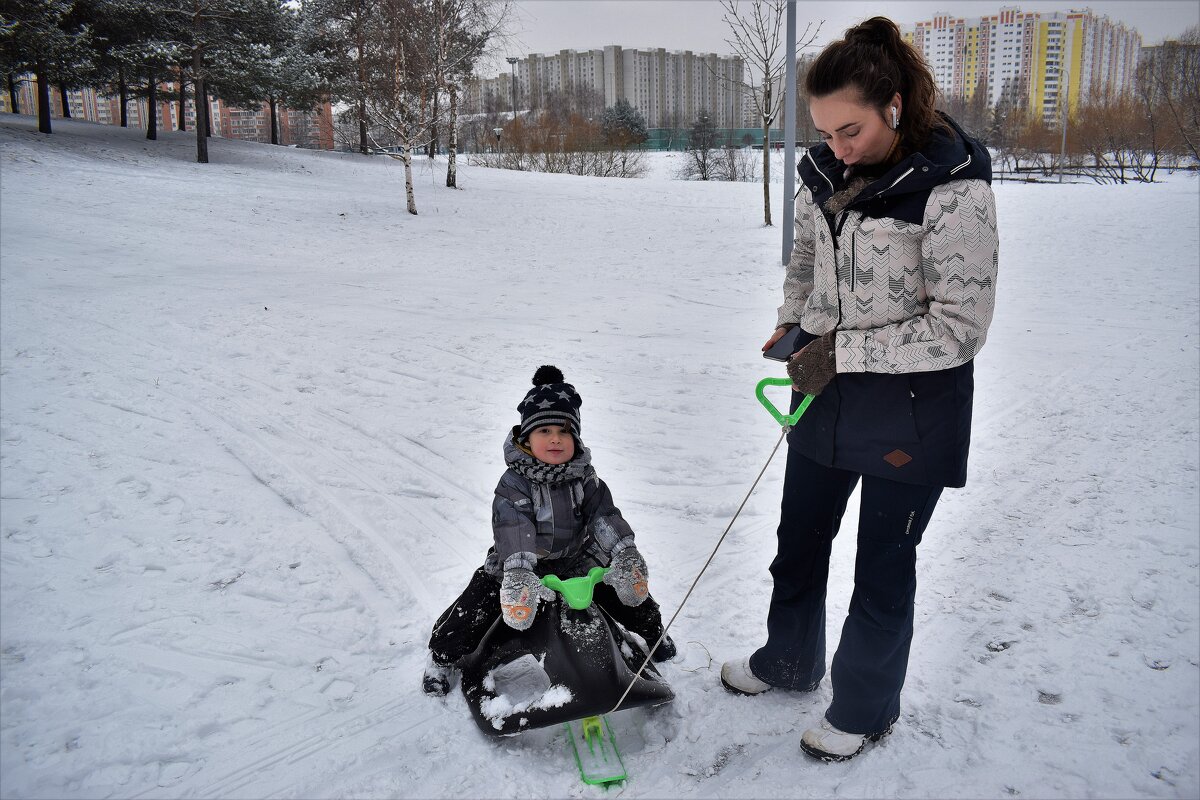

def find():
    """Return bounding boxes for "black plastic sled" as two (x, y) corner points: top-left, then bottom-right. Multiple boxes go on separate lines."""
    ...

(459, 573), (674, 737)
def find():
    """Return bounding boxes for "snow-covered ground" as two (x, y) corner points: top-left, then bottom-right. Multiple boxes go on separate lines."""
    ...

(1, 117), (1197, 799)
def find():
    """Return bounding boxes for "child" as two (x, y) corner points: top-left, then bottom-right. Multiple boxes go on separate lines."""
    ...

(422, 365), (675, 696)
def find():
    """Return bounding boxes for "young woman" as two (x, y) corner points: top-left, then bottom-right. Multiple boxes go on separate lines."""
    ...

(720, 17), (999, 762)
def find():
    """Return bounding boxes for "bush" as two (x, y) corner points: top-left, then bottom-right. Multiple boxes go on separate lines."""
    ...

(467, 113), (646, 178)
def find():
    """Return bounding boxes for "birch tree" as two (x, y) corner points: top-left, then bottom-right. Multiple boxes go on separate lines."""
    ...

(362, 0), (435, 214)
(427, 0), (508, 188)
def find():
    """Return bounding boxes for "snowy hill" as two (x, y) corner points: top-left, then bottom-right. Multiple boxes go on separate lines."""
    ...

(1, 116), (1197, 799)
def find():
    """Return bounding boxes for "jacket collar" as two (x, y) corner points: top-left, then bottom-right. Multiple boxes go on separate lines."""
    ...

(798, 111), (991, 213)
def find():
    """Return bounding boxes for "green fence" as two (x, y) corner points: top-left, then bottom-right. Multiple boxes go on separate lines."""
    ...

(643, 127), (816, 151)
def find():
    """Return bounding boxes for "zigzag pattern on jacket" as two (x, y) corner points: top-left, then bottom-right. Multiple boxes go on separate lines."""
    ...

(778, 179), (998, 374)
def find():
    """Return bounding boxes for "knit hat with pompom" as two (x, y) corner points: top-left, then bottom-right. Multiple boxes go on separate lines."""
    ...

(516, 365), (582, 442)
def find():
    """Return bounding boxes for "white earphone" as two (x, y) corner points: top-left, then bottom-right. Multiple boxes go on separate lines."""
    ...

(891, 106), (899, 129)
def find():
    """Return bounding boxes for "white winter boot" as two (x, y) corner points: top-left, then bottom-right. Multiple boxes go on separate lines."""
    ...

(800, 716), (890, 762)
(719, 656), (772, 695)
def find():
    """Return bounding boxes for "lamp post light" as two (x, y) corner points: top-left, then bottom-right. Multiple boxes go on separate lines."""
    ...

(506, 56), (519, 122)
(493, 125), (503, 155)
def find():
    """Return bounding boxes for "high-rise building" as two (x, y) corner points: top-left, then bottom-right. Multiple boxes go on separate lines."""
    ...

(902, 6), (1142, 124)
(464, 47), (749, 129)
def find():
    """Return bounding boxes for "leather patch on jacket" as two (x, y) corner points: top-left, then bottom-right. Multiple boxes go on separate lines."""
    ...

(884, 449), (913, 468)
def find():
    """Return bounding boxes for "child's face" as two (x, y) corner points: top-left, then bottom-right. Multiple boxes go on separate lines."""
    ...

(526, 425), (575, 465)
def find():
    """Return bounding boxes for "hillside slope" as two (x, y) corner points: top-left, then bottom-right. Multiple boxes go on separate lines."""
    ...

(1, 117), (1197, 799)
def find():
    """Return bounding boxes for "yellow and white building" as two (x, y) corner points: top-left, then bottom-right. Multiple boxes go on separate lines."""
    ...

(903, 6), (1142, 124)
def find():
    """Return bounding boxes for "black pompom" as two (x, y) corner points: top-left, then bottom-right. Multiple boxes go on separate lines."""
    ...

(532, 365), (564, 385)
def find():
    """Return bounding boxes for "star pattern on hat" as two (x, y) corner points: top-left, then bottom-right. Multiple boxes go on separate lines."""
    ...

(536, 398), (553, 408)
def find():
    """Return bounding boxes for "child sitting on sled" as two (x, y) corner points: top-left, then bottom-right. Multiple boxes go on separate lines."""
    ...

(422, 365), (675, 696)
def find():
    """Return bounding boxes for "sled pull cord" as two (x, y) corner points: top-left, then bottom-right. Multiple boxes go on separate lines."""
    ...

(609, 379), (811, 714)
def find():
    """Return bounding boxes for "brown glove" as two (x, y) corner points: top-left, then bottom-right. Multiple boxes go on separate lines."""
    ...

(787, 330), (837, 396)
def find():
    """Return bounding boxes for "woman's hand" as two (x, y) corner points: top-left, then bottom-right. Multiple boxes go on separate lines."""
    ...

(762, 325), (794, 352)
(787, 330), (838, 396)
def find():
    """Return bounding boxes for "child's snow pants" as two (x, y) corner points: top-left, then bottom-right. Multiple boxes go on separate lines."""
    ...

(428, 564), (668, 667)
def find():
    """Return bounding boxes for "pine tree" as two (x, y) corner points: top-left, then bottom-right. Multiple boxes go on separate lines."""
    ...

(152, 0), (293, 163)
(0, 0), (92, 134)
(81, 0), (182, 138)
(302, 0), (376, 154)
(600, 98), (647, 149)
(210, 2), (326, 146)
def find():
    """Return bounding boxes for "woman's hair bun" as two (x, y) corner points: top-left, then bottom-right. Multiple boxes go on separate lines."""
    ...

(532, 365), (565, 385)
(847, 16), (901, 46)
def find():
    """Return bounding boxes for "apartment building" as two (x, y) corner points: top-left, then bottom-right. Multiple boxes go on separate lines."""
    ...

(2, 76), (334, 149)
(903, 6), (1142, 123)
(464, 47), (750, 129)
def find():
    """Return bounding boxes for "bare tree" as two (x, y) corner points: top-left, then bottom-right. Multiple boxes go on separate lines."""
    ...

(363, 0), (436, 214)
(1144, 27), (1200, 164)
(425, 0), (510, 188)
(677, 108), (720, 180)
(719, 0), (821, 225)
(714, 144), (760, 181)
(1074, 90), (1161, 183)
(469, 112), (646, 177)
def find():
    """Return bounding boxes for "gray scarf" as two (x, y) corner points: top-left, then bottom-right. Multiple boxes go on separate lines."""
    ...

(508, 438), (594, 486)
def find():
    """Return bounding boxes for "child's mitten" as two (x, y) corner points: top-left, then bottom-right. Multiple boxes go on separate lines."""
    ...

(603, 537), (649, 606)
(500, 552), (553, 630)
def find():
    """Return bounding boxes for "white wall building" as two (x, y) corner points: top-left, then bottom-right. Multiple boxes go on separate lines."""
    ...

(464, 46), (749, 129)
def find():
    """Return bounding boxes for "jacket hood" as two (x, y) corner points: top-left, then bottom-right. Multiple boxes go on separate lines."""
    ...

(799, 112), (991, 223)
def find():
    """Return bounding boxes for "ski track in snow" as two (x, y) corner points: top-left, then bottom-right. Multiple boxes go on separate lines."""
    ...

(0, 117), (1197, 799)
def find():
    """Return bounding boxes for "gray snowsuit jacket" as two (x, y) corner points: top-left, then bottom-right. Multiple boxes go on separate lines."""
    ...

(483, 434), (634, 578)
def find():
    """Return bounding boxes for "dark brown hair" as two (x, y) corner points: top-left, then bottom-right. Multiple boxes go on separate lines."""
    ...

(804, 16), (949, 152)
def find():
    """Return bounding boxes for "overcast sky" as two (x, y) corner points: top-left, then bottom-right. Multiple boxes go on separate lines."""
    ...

(484, 0), (1198, 73)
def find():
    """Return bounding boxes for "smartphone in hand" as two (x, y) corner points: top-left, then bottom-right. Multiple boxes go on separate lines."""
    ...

(762, 327), (805, 362)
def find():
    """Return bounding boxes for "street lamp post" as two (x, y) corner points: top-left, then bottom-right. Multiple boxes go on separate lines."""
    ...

(1059, 68), (1069, 184)
(506, 56), (519, 122)
(493, 126), (503, 155)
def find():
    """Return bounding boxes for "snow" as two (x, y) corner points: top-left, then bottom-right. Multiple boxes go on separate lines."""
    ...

(1, 116), (1197, 798)
(479, 653), (572, 731)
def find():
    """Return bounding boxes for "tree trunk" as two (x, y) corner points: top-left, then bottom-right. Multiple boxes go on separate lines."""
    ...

(8, 74), (19, 114)
(403, 144), (418, 215)
(356, 14), (369, 154)
(119, 66), (128, 127)
(193, 56), (208, 163)
(428, 92), (439, 157)
(269, 96), (279, 144)
(35, 64), (51, 133)
(761, 117), (772, 226)
(59, 82), (71, 117)
(447, 84), (458, 187)
(177, 68), (187, 131)
(146, 73), (157, 140)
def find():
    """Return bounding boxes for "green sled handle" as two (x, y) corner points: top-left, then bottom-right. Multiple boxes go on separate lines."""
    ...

(756, 377), (815, 428)
(542, 566), (610, 610)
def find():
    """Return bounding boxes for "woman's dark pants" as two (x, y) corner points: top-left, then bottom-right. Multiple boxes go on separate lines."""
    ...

(748, 447), (942, 735)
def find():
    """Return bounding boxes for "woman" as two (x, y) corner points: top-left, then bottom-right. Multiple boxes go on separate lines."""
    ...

(720, 17), (998, 762)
